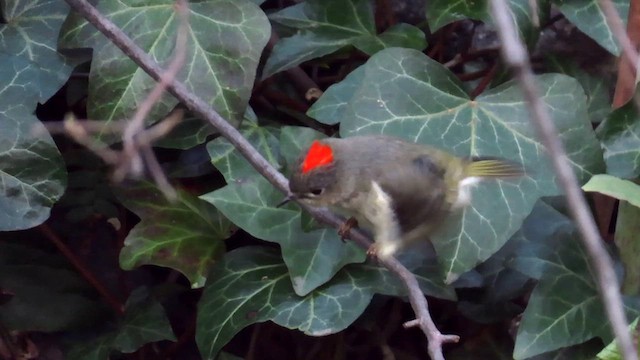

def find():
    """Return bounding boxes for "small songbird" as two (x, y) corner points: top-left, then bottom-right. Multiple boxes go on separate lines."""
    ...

(286, 135), (523, 259)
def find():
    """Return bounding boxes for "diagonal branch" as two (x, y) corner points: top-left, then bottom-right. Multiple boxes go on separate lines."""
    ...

(489, 1), (637, 359)
(62, 1), (459, 359)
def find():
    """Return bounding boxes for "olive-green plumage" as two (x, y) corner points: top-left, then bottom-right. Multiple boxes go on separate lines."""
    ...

(288, 135), (523, 258)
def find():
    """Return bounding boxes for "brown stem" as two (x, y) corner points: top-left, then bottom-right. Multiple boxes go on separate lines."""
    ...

(470, 62), (499, 98)
(612, 0), (640, 108)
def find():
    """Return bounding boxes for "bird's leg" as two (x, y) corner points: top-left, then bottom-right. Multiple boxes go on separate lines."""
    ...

(366, 243), (380, 257)
(338, 217), (358, 242)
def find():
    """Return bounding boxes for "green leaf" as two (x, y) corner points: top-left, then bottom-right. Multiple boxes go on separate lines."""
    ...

(528, 340), (605, 359)
(426, 0), (545, 44)
(0, 55), (67, 231)
(597, 101), (640, 179)
(546, 56), (611, 124)
(59, 0), (270, 131)
(615, 202), (640, 295)
(597, 318), (640, 360)
(0, 242), (108, 332)
(554, 0), (629, 55)
(307, 66), (365, 124)
(457, 201), (571, 323)
(207, 124), (281, 182)
(67, 288), (175, 360)
(0, 0), (78, 101)
(56, 151), (120, 223)
(353, 23), (428, 55)
(309, 47), (604, 281)
(263, 0), (426, 78)
(279, 126), (326, 168)
(512, 214), (640, 358)
(196, 246), (438, 359)
(153, 113), (217, 150)
(117, 181), (232, 288)
(200, 175), (365, 296)
(583, 174), (640, 208)
(155, 108), (258, 150)
(426, 0), (486, 31)
(508, 201), (574, 280)
(0, 0), (71, 230)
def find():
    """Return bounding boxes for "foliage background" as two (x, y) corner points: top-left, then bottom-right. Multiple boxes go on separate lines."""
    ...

(1, 0), (639, 359)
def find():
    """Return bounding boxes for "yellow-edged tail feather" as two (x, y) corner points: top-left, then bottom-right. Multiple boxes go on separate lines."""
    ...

(466, 157), (524, 178)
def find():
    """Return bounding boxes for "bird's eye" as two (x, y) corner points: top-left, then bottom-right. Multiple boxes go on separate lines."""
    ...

(310, 188), (323, 196)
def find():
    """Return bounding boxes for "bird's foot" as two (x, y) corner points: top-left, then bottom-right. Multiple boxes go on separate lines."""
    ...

(366, 243), (379, 258)
(338, 217), (358, 242)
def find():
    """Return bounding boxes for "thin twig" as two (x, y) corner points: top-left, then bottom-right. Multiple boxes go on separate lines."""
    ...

(63, 114), (120, 165)
(40, 119), (129, 135)
(470, 62), (499, 98)
(114, 0), (190, 195)
(62, 0), (459, 358)
(611, 0), (640, 108)
(489, 1), (637, 359)
(599, 0), (639, 73)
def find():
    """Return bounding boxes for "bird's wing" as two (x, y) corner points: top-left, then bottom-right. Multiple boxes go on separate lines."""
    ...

(370, 153), (449, 235)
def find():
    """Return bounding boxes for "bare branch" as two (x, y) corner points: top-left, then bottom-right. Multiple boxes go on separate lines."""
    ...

(610, 0), (640, 108)
(63, 0), (459, 358)
(489, 1), (637, 359)
(115, 0), (189, 188)
(599, 0), (639, 74)
(62, 114), (120, 165)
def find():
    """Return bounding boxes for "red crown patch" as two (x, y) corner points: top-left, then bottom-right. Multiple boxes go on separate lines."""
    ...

(302, 140), (334, 173)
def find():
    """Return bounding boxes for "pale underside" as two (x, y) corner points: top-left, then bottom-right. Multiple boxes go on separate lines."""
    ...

(334, 178), (480, 259)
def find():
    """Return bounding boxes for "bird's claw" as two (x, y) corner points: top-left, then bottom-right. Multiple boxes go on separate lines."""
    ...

(366, 243), (379, 257)
(338, 217), (358, 242)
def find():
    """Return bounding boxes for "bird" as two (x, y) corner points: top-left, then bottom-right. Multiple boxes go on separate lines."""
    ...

(286, 135), (523, 259)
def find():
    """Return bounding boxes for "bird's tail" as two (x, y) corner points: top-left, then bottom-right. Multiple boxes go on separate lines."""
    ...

(466, 157), (524, 178)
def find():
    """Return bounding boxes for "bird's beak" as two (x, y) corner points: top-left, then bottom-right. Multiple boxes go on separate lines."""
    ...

(276, 194), (296, 208)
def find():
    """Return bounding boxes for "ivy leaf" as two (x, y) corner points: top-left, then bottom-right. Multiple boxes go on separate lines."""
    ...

(597, 101), (640, 179)
(507, 201), (574, 280)
(0, 0), (78, 101)
(528, 340), (606, 360)
(307, 66), (364, 125)
(426, 0), (545, 44)
(614, 201), (640, 296)
(0, 0), (71, 230)
(200, 176), (365, 296)
(67, 288), (175, 360)
(0, 242), (109, 332)
(263, 0), (426, 78)
(512, 209), (640, 358)
(207, 123), (281, 182)
(553, 0), (629, 55)
(279, 126), (326, 167)
(583, 174), (640, 208)
(0, 55), (67, 231)
(546, 56), (611, 124)
(596, 318), (640, 360)
(196, 246), (443, 360)
(308, 47), (604, 281)
(59, 0), (269, 133)
(118, 181), (232, 288)
(153, 113), (217, 150)
(457, 201), (570, 323)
